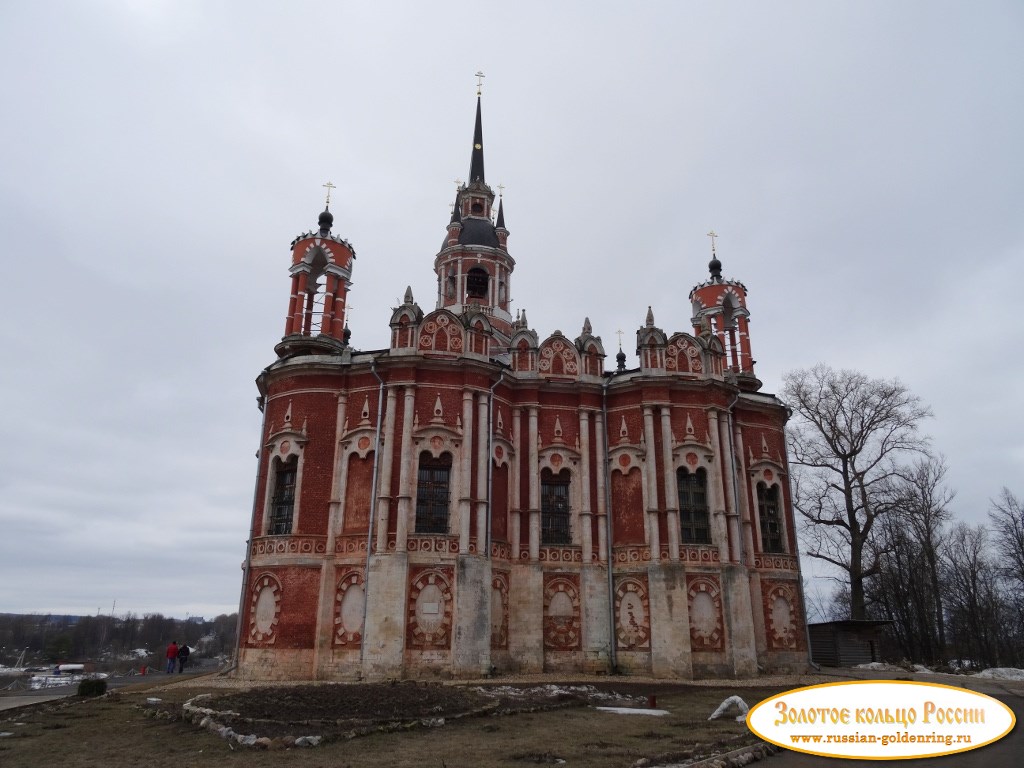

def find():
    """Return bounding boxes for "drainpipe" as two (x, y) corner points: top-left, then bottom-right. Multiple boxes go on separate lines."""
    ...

(486, 371), (505, 559)
(601, 377), (618, 673)
(780, 404), (820, 671)
(359, 358), (386, 670)
(229, 375), (270, 676)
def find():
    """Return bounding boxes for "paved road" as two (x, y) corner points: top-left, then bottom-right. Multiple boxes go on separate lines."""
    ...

(0, 667), (211, 712)
(765, 673), (1023, 768)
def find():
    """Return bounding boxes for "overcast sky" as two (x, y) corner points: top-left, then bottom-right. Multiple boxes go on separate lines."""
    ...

(1, 1), (1021, 620)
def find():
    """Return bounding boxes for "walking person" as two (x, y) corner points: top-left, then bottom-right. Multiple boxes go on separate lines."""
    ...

(177, 643), (190, 673)
(165, 640), (178, 673)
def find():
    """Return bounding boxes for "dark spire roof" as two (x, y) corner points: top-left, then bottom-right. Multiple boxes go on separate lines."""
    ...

(469, 95), (485, 183)
(495, 197), (505, 228)
(450, 191), (462, 224)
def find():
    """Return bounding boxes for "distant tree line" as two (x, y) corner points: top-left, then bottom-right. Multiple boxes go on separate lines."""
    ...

(0, 612), (237, 668)
(786, 365), (1024, 669)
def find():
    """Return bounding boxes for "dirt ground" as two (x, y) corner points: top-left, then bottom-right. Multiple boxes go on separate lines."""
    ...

(0, 674), (821, 768)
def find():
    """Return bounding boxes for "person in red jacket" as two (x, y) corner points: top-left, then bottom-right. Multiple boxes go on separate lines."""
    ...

(165, 641), (179, 673)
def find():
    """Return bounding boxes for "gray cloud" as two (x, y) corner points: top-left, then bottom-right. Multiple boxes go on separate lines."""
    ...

(1, 1), (1021, 616)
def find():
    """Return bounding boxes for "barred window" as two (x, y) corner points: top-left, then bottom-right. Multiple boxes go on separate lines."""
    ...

(269, 458), (297, 535)
(677, 467), (710, 544)
(541, 468), (571, 545)
(466, 267), (489, 299)
(416, 452), (452, 534)
(758, 482), (785, 553)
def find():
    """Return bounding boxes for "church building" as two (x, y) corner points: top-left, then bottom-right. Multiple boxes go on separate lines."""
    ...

(236, 92), (807, 680)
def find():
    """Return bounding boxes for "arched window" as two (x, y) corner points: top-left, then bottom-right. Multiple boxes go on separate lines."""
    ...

(416, 452), (452, 533)
(541, 468), (571, 545)
(677, 467), (710, 544)
(466, 267), (489, 299)
(758, 482), (784, 553)
(269, 457), (297, 535)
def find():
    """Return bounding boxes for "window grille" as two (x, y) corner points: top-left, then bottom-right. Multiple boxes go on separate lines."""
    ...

(677, 467), (711, 544)
(541, 469), (571, 545)
(416, 453), (452, 534)
(758, 483), (784, 553)
(269, 460), (297, 535)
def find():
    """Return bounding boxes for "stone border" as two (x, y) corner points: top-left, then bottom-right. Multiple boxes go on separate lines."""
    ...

(634, 741), (779, 768)
(175, 692), (505, 749)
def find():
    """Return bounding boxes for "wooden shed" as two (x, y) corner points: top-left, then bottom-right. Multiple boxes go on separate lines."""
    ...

(808, 620), (891, 667)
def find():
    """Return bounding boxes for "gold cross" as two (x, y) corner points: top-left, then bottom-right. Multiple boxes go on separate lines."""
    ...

(497, 183), (506, 197)
(707, 229), (718, 255)
(616, 329), (624, 348)
(322, 181), (336, 207)
(475, 70), (485, 95)
(453, 178), (463, 189)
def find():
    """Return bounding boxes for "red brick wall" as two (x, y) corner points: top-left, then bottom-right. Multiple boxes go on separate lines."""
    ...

(612, 468), (644, 544)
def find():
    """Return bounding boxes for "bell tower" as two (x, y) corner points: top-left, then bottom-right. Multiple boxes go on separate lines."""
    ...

(689, 232), (760, 389)
(434, 85), (516, 345)
(276, 186), (356, 357)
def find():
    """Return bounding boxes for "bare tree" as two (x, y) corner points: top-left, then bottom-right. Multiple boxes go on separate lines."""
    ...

(895, 457), (954, 657)
(942, 523), (1007, 668)
(989, 488), (1024, 593)
(783, 365), (932, 620)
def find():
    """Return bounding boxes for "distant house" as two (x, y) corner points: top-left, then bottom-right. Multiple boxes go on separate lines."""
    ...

(808, 620), (891, 667)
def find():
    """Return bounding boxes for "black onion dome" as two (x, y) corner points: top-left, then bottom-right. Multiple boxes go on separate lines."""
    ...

(458, 217), (500, 248)
(708, 256), (722, 280)
(318, 207), (334, 231)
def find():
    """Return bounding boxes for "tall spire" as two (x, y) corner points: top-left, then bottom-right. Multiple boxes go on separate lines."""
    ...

(469, 94), (485, 183)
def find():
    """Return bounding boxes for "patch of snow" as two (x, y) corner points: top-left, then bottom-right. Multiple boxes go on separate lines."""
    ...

(974, 667), (1024, 681)
(475, 684), (641, 704)
(947, 659), (977, 672)
(28, 672), (107, 690)
(595, 706), (670, 716)
(855, 662), (905, 671)
(130, 648), (150, 659)
(708, 695), (749, 722)
(912, 664), (932, 673)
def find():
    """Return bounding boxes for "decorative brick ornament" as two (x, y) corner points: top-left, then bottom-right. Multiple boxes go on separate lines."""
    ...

(249, 573), (282, 645)
(614, 575), (651, 650)
(490, 572), (509, 649)
(762, 580), (804, 650)
(687, 574), (725, 651)
(407, 567), (454, 649)
(543, 573), (581, 650)
(333, 571), (365, 647)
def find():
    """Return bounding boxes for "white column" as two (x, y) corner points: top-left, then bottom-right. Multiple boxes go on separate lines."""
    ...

(734, 423), (755, 564)
(511, 406), (522, 559)
(328, 393), (348, 534)
(460, 391), (474, 553)
(375, 386), (399, 553)
(642, 405), (660, 562)
(476, 392), (489, 555)
(528, 405), (540, 561)
(395, 386), (416, 552)
(717, 412), (740, 564)
(578, 409), (592, 561)
(660, 406), (680, 561)
(706, 410), (732, 563)
(594, 409), (608, 564)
